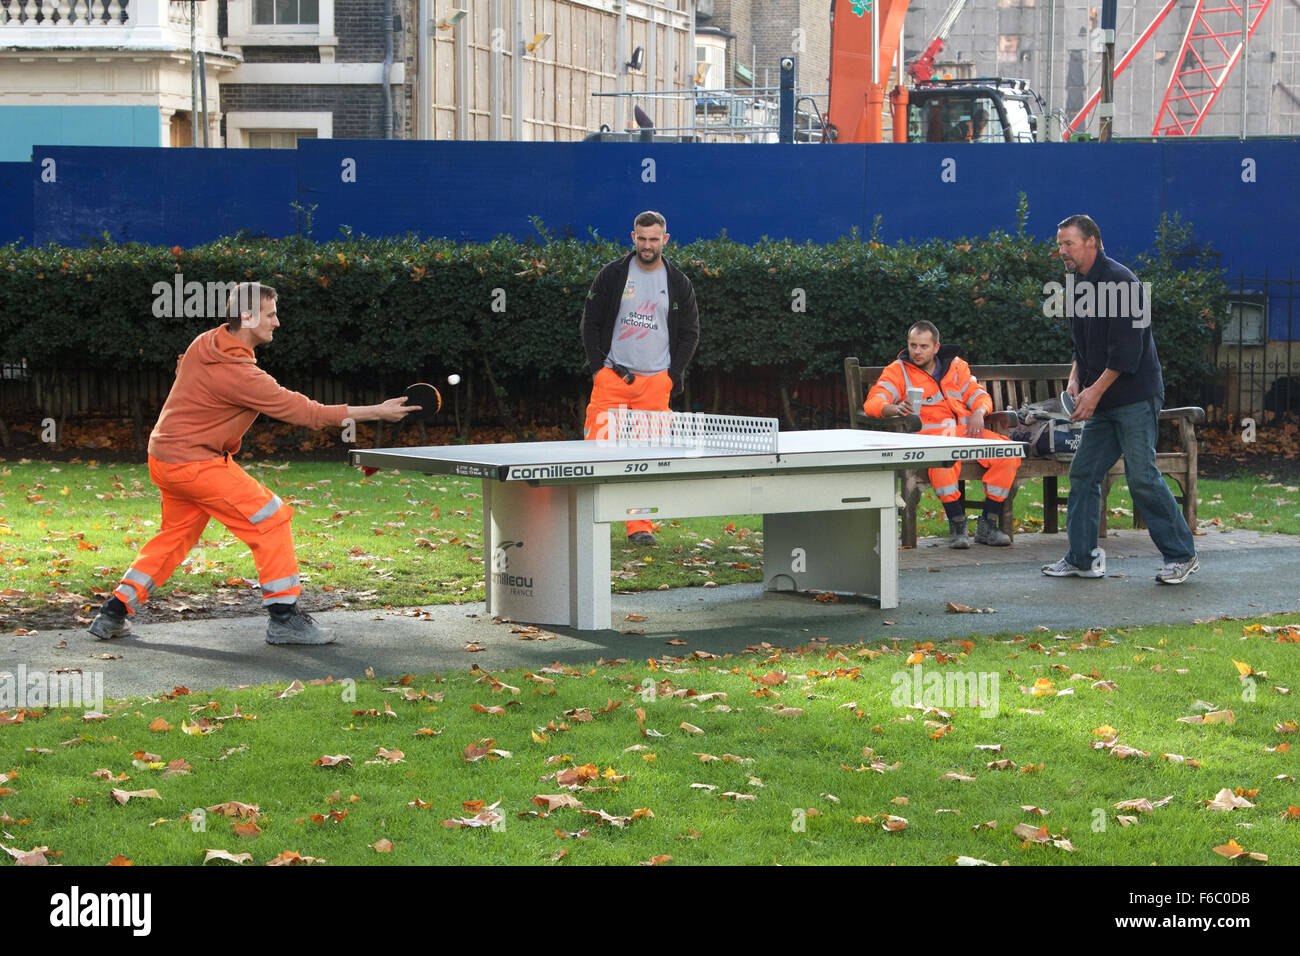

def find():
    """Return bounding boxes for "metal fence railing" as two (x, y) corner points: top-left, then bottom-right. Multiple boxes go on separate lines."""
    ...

(1208, 271), (1300, 423)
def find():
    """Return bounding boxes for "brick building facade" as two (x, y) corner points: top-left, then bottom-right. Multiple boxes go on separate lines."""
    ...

(219, 0), (416, 145)
(701, 0), (831, 96)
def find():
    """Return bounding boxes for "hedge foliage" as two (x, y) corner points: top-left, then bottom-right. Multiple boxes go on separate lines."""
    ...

(0, 200), (1227, 411)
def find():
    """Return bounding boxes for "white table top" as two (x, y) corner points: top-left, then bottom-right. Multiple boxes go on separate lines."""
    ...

(350, 429), (1024, 482)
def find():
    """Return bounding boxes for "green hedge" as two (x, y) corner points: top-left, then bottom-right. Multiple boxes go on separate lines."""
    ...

(0, 202), (1226, 410)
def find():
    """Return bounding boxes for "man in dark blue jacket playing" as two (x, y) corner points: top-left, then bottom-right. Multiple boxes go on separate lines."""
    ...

(1042, 214), (1200, 584)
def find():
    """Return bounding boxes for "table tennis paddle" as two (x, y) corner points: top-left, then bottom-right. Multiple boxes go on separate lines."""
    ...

(404, 382), (442, 422)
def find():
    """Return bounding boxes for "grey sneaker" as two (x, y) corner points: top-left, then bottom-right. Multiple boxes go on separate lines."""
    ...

(266, 607), (335, 645)
(628, 531), (657, 546)
(1155, 555), (1199, 585)
(88, 611), (131, 640)
(947, 518), (972, 550)
(975, 515), (1012, 547)
(1041, 556), (1104, 578)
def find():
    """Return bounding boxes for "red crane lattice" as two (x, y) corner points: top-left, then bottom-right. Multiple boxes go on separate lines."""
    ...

(1152, 0), (1273, 136)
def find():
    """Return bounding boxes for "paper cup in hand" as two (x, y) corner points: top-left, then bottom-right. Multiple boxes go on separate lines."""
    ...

(905, 387), (923, 412)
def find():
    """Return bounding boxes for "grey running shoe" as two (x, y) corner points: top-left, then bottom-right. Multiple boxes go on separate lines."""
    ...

(628, 532), (657, 546)
(1041, 556), (1104, 578)
(975, 515), (1012, 547)
(1155, 555), (1199, 585)
(88, 611), (131, 640)
(948, 518), (972, 549)
(266, 608), (335, 645)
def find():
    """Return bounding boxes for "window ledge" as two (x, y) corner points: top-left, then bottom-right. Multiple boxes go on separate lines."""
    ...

(226, 34), (338, 47)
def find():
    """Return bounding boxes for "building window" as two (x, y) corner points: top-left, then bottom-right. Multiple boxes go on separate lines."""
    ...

(226, 111), (332, 147)
(997, 34), (1020, 66)
(1224, 297), (1267, 346)
(253, 0), (319, 26)
(246, 130), (319, 149)
(226, 0), (336, 60)
(695, 39), (726, 91)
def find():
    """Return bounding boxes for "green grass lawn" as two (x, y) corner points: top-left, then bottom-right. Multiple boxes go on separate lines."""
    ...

(0, 459), (1297, 625)
(1, 616), (1296, 865)
(0, 459), (767, 621)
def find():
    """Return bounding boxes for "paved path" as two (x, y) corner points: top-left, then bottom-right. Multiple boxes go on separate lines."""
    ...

(2, 529), (1296, 701)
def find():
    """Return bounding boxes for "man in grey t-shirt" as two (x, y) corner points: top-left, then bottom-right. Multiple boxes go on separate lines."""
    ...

(608, 266), (671, 377)
(580, 210), (701, 546)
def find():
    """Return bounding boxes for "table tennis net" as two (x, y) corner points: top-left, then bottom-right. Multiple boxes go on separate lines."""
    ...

(603, 409), (779, 453)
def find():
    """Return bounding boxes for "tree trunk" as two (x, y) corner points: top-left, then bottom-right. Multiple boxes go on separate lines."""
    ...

(457, 369), (474, 441)
(130, 370), (146, 453)
(373, 375), (387, 447)
(482, 355), (523, 440)
(779, 382), (797, 431)
(56, 370), (69, 451)
(571, 392), (585, 439)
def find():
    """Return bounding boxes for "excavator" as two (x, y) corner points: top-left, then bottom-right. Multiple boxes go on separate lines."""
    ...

(595, 0), (1261, 144)
(826, 0), (1043, 143)
(586, 0), (1042, 144)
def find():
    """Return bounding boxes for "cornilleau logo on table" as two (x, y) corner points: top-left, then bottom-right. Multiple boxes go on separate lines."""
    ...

(950, 446), (1021, 460)
(491, 540), (522, 574)
(510, 464), (595, 479)
(492, 540), (533, 594)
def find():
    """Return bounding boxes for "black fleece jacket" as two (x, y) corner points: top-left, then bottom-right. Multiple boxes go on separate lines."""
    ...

(1069, 252), (1164, 409)
(579, 252), (700, 394)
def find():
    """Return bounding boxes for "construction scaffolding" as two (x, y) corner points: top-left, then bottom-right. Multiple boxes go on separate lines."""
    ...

(899, 0), (1300, 138)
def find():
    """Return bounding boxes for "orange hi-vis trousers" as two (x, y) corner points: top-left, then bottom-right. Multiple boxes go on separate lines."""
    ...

(583, 366), (673, 536)
(112, 455), (301, 614)
(925, 428), (1021, 504)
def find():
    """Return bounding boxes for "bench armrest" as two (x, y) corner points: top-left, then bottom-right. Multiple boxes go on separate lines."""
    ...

(852, 410), (922, 433)
(985, 409), (1019, 433)
(851, 410), (1015, 435)
(1158, 406), (1206, 426)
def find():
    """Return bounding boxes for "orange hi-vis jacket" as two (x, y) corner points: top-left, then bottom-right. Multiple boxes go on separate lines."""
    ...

(863, 346), (993, 435)
(149, 326), (347, 463)
(864, 346), (1018, 505)
(113, 326), (348, 616)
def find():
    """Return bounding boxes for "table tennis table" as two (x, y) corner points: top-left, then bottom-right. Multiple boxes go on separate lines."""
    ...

(349, 413), (1023, 630)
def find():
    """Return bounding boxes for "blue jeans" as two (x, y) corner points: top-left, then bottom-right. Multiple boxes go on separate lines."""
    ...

(1066, 395), (1197, 567)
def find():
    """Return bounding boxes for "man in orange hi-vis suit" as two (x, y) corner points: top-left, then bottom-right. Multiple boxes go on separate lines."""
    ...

(88, 282), (418, 645)
(864, 320), (1020, 549)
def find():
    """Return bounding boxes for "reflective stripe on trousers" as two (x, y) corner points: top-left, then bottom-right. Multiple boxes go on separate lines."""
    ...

(109, 455), (301, 614)
(112, 568), (158, 613)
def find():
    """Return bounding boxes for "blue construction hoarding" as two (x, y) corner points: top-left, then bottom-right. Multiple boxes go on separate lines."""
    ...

(4, 138), (1297, 336)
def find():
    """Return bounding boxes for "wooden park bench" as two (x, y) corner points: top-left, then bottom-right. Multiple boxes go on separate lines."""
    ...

(843, 358), (1205, 547)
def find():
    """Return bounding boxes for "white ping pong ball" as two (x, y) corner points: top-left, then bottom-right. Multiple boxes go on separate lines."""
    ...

(447, 374), (461, 386)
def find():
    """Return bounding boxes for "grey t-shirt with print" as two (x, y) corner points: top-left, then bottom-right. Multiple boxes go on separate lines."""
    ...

(606, 261), (670, 375)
